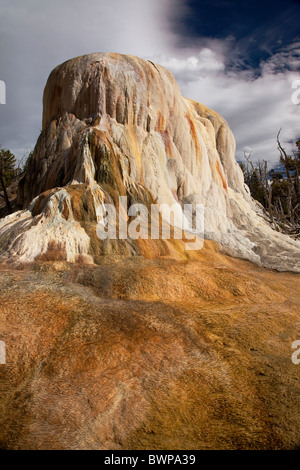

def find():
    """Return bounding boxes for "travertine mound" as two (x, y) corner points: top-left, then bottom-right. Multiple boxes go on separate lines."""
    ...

(0, 53), (299, 270)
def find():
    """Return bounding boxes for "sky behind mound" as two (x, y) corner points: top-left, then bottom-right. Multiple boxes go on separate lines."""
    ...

(0, 0), (299, 164)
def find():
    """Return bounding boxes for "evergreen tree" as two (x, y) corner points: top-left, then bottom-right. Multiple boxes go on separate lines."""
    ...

(249, 169), (265, 206)
(0, 148), (16, 213)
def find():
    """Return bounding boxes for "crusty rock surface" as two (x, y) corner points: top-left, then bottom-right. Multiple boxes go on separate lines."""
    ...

(0, 255), (300, 450)
(0, 52), (299, 270)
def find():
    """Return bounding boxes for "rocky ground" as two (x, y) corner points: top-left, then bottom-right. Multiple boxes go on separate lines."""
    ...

(0, 241), (299, 450)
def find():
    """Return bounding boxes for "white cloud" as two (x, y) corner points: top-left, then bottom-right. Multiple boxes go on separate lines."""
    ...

(157, 49), (225, 82)
(153, 43), (300, 164)
(0, 0), (299, 168)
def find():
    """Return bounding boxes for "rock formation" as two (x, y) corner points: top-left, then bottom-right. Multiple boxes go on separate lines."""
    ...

(1, 54), (300, 451)
(0, 52), (299, 271)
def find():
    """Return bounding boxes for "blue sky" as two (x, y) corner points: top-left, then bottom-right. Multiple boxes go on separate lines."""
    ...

(0, 0), (299, 165)
(178, 0), (300, 69)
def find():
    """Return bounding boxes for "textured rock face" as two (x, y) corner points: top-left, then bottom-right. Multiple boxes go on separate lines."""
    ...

(1, 259), (300, 450)
(1, 53), (300, 270)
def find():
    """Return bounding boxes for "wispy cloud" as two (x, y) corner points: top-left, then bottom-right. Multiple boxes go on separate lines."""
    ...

(155, 49), (225, 82)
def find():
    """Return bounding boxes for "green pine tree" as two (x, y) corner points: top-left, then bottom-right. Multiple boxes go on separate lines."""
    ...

(0, 148), (16, 213)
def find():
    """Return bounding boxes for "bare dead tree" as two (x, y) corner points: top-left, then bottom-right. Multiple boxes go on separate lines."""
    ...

(240, 135), (300, 238)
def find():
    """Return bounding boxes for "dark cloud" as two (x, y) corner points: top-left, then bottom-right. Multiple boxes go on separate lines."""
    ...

(176, 0), (300, 69)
